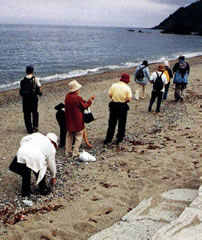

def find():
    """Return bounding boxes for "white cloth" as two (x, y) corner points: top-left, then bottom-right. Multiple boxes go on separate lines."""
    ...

(150, 71), (168, 92)
(79, 150), (96, 162)
(17, 133), (56, 184)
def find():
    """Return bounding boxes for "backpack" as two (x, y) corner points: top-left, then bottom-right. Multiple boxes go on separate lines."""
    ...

(153, 72), (164, 91)
(136, 66), (145, 80)
(178, 61), (187, 76)
(19, 76), (38, 97)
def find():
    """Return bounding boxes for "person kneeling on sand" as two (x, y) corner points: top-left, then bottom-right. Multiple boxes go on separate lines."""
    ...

(9, 133), (58, 197)
(65, 80), (95, 158)
(148, 65), (167, 114)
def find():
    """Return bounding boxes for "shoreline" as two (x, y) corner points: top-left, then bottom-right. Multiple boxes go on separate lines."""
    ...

(0, 55), (202, 105)
(0, 54), (202, 239)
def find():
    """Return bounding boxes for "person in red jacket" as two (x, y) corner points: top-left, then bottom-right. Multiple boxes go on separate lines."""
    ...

(65, 80), (95, 157)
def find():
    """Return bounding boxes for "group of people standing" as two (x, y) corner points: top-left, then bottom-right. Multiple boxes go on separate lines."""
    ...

(9, 56), (190, 197)
(104, 55), (190, 149)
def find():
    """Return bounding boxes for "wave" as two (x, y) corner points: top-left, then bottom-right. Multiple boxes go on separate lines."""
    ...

(39, 62), (143, 84)
(1, 51), (202, 91)
(146, 51), (202, 67)
(39, 64), (138, 84)
(0, 80), (20, 90)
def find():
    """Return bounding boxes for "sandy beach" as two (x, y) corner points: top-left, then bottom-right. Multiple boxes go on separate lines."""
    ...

(0, 56), (202, 240)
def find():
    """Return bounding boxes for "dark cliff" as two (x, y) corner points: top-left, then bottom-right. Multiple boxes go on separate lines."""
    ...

(153, 0), (202, 35)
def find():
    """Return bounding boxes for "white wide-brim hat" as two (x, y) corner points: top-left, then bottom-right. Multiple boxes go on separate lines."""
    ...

(68, 80), (82, 93)
(164, 60), (170, 67)
(47, 133), (58, 146)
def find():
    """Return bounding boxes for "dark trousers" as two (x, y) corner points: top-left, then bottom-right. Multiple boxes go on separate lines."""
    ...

(163, 82), (170, 100)
(22, 168), (47, 196)
(148, 90), (163, 113)
(105, 102), (129, 143)
(59, 126), (67, 147)
(22, 96), (39, 133)
(56, 110), (67, 147)
(174, 83), (187, 101)
(9, 156), (47, 196)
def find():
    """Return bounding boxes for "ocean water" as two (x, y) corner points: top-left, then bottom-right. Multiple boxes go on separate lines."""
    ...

(0, 24), (202, 91)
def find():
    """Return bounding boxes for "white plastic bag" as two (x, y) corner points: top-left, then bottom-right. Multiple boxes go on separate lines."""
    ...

(84, 107), (91, 114)
(79, 150), (96, 162)
(23, 199), (33, 206)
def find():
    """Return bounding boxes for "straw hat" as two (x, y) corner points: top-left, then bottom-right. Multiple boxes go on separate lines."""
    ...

(47, 133), (58, 146)
(158, 65), (165, 72)
(164, 60), (170, 67)
(68, 80), (82, 92)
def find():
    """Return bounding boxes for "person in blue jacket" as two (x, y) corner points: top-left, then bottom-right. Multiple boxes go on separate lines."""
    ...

(173, 56), (190, 102)
(134, 60), (150, 100)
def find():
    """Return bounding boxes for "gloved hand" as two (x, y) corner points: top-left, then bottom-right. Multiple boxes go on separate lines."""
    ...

(38, 91), (42, 96)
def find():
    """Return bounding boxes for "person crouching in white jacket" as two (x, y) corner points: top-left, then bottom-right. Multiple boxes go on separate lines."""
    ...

(9, 132), (58, 197)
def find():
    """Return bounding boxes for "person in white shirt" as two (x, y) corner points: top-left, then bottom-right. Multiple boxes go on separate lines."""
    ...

(148, 65), (167, 113)
(9, 132), (58, 197)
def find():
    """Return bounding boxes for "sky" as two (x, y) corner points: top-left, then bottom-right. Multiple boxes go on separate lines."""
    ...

(0, 0), (198, 28)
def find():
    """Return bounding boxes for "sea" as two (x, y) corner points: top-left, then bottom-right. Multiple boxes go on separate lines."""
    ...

(0, 24), (202, 91)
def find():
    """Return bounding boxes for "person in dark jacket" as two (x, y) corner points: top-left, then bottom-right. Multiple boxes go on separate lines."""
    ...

(173, 56), (190, 102)
(55, 103), (67, 148)
(20, 65), (42, 134)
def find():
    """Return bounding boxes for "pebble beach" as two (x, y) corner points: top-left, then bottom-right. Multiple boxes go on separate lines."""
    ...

(0, 56), (202, 239)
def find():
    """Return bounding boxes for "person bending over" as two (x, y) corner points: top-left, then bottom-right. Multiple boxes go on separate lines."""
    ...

(9, 132), (58, 197)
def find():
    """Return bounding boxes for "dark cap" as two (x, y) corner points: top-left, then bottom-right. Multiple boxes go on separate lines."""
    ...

(178, 56), (185, 61)
(26, 65), (34, 74)
(142, 60), (148, 66)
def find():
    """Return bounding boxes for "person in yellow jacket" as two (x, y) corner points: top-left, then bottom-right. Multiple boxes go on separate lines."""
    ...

(163, 61), (173, 100)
